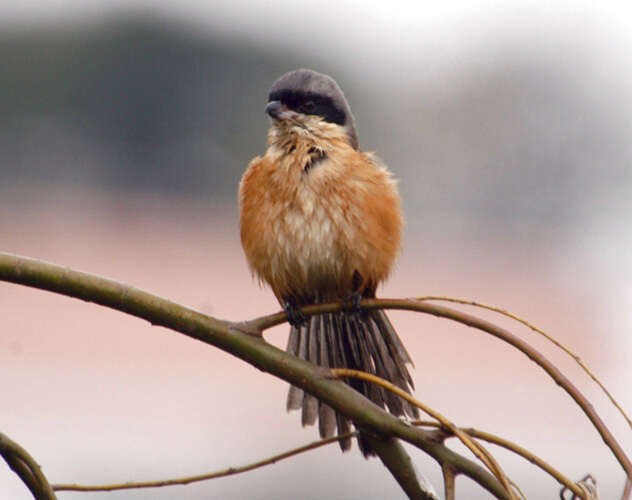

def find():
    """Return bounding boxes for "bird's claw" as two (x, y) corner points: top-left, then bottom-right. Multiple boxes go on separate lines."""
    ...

(283, 300), (307, 328)
(343, 291), (365, 318)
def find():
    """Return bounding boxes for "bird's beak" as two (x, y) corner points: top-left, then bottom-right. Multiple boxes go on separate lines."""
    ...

(266, 100), (307, 129)
(266, 100), (289, 120)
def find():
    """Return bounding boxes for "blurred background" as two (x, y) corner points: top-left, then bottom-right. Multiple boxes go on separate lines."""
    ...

(1, 1), (631, 498)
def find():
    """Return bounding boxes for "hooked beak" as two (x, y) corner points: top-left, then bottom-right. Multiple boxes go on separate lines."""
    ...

(266, 100), (307, 129)
(265, 100), (285, 119)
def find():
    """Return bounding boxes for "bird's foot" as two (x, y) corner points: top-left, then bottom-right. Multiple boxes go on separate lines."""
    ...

(343, 290), (365, 318)
(283, 299), (307, 328)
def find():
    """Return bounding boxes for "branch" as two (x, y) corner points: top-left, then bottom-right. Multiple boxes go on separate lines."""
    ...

(330, 368), (517, 499)
(0, 252), (509, 498)
(0, 432), (56, 500)
(53, 433), (440, 499)
(561, 474), (599, 500)
(53, 432), (356, 492)
(413, 420), (585, 498)
(417, 296), (632, 431)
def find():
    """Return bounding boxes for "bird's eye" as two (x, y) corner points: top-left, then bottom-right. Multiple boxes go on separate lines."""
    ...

(301, 101), (316, 113)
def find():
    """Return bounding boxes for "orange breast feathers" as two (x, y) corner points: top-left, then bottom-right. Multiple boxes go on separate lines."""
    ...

(239, 139), (403, 303)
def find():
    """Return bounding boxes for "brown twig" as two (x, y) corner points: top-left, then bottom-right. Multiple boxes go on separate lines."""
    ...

(623, 475), (631, 500)
(413, 420), (586, 498)
(561, 474), (599, 500)
(0, 432), (56, 500)
(417, 296), (632, 431)
(330, 368), (517, 500)
(53, 432), (355, 492)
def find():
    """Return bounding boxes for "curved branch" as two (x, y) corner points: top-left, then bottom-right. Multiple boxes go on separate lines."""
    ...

(0, 432), (56, 500)
(413, 420), (585, 498)
(0, 252), (509, 498)
(417, 296), (632, 431)
(330, 368), (517, 499)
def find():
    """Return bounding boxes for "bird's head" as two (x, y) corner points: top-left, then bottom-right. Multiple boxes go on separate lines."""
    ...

(265, 69), (359, 150)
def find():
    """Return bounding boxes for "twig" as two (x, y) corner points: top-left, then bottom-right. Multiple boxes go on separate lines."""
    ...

(561, 474), (599, 499)
(417, 296), (632, 431)
(53, 432), (355, 492)
(622, 475), (630, 500)
(0, 432), (56, 500)
(413, 420), (586, 498)
(330, 368), (518, 500)
(510, 479), (528, 500)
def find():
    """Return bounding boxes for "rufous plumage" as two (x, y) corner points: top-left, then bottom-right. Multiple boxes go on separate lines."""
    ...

(239, 69), (417, 456)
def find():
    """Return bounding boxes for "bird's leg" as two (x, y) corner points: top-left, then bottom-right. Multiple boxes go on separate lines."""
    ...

(343, 271), (368, 318)
(343, 290), (364, 314)
(283, 298), (307, 328)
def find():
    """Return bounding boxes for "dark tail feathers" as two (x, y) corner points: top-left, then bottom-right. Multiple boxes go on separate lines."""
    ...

(285, 309), (418, 457)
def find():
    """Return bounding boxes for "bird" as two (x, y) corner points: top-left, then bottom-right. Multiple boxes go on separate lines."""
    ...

(238, 69), (418, 456)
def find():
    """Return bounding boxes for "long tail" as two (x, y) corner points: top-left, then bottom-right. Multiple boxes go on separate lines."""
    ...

(285, 309), (418, 457)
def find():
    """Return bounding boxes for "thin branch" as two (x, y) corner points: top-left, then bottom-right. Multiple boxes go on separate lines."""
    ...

(413, 420), (586, 498)
(53, 432), (355, 492)
(467, 428), (583, 498)
(0, 253), (509, 499)
(0, 432), (56, 500)
(561, 474), (599, 500)
(510, 480), (528, 500)
(330, 368), (517, 499)
(417, 296), (632, 431)
(54, 431), (437, 499)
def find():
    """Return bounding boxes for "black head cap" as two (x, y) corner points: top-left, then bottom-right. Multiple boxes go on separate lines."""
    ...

(268, 69), (359, 150)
